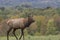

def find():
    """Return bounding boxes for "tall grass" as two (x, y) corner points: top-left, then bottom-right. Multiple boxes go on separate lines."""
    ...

(0, 35), (60, 40)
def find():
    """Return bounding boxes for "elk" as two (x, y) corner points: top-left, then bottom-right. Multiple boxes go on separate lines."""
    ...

(6, 14), (35, 40)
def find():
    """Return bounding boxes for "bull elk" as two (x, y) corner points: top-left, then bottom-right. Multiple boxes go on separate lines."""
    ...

(6, 14), (35, 40)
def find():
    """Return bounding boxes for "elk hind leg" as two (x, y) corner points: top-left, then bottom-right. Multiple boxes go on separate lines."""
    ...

(19, 29), (24, 40)
(13, 29), (18, 40)
(7, 27), (12, 40)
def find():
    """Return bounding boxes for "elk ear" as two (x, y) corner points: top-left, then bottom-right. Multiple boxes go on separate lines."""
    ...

(30, 13), (33, 17)
(25, 13), (30, 17)
(26, 13), (33, 17)
(30, 14), (33, 17)
(28, 14), (33, 17)
(27, 13), (31, 17)
(31, 14), (33, 17)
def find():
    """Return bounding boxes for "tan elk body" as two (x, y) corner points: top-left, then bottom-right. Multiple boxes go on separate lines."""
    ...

(6, 15), (35, 40)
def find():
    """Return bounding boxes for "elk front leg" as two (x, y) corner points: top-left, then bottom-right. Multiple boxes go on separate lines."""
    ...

(19, 29), (24, 40)
(13, 29), (18, 40)
(7, 27), (12, 40)
(22, 30), (24, 40)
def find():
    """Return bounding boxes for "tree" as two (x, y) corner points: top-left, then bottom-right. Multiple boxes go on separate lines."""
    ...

(46, 18), (57, 35)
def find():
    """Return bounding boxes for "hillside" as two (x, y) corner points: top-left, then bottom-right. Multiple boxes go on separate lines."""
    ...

(0, 0), (60, 8)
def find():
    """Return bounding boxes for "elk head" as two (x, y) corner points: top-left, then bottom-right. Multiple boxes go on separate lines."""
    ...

(27, 13), (35, 25)
(28, 14), (35, 23)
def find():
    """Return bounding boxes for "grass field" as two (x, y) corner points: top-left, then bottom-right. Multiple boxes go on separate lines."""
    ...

(0, 35), (60, 40)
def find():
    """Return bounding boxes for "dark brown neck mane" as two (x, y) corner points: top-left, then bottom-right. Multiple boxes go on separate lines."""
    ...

(24, 17), (33, 27)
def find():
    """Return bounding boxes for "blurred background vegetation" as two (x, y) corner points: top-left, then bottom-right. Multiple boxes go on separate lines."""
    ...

(0, 5), (60, 36)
